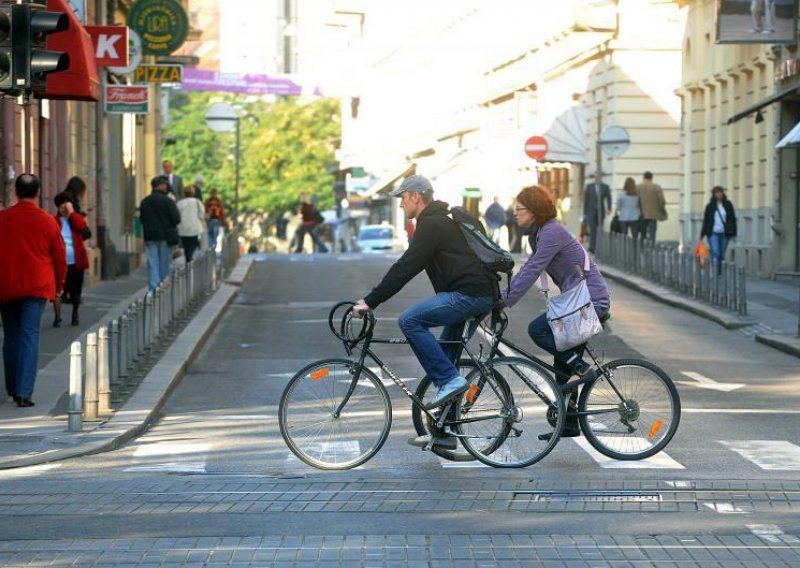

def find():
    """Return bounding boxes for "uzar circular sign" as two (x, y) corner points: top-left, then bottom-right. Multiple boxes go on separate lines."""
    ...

(128, 0), (189, 56)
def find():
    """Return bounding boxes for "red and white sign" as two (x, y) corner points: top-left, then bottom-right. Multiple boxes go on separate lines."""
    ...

(524, 135), (548, 160)
(86, 26), (129, 66)
(104, 85), (149, 114)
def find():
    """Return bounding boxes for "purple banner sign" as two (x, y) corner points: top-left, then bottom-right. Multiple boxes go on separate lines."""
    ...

(181, 68), (323, 96)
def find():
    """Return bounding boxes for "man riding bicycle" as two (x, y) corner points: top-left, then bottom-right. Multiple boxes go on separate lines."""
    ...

(354, 175), (497, 448)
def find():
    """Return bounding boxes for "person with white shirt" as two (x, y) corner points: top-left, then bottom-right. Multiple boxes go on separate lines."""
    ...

(176, 185), (206, 263)
(162, 159), (184, 200)
(700, 186), (737, 274)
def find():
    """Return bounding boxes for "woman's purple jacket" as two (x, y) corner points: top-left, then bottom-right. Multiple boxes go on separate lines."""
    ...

(502, 220), (610, 310)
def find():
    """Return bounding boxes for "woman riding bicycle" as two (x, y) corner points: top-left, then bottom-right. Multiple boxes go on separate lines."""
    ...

(501, 185), (611, 437)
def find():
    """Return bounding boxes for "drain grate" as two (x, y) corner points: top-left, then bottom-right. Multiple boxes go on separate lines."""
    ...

(514, 490), (662, 503)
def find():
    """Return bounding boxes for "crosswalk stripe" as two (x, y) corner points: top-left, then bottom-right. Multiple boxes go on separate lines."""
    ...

(127, 442), (211, 474)
(438, 457), (489, 468)
(719, 440), (800, 470)
(571, 437), (684, 469)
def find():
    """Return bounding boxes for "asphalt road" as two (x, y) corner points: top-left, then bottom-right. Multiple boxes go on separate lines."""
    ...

(2, 252), (800, 566)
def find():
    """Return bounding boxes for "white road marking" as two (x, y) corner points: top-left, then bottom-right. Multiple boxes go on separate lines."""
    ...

(719, 440), (800, 470)
(747, 524), (785, 543)
(127, 442), (211, 474)
(677, 371), (745, 392)
(572, 437), (684, 469)
(0, 463), (59, 478)
(133, 442), (210, 457)
(285, 441), (362, 468)
(123, 463), (207, 474)
(438, 458), (489, 468)
(683, 408), (800, 414)
(703, 502), (748, 514)
(266, 372), (298, 378)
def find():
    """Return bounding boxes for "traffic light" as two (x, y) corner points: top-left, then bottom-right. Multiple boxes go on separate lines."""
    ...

(11, 2), (69, 94)
(0, 6), (12, 91)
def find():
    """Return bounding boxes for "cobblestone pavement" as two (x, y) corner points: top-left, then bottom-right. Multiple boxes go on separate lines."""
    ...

(1, 533), (800, 567)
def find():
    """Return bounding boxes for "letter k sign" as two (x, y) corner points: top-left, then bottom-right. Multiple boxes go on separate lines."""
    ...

(87, 26), (130, 67)
(97, 34), (122, 60)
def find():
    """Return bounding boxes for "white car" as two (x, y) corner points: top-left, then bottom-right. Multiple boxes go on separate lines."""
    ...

(356, 225), (405, 253)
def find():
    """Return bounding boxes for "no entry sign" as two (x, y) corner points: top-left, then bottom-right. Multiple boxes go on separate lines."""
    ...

(524, 136), (548, 160)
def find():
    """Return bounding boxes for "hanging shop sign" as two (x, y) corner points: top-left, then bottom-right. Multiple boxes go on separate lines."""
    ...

(105, 85), (150, 114)
(128, 0), (189, 56)
(133, 64), (183, 84)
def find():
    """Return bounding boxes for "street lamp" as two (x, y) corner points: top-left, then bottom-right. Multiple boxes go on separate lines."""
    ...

(204, 102), (241, 226)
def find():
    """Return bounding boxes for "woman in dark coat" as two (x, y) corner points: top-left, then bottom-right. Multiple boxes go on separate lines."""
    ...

(700, 186), (737, 274)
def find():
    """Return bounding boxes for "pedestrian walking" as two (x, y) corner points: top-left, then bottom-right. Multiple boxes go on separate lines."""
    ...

(353, 175), (496, 449)
(162, 159), (184, 200)
(52, 192), (89, 327)
(140, 176), (181, 291)
(637, 171), (667, 242)
(615, 177), (641, 238)
(502, 185), (611, 439)
(583, 172), (612, 254)
(294, 193), (328, 253)
(205, 188), (225, 250)
(193, 175), (205, 202)
(0, 174), (67, 408)
(483, 196), (506, 244)
(177, 185), (206, 263)
(701, 185), (737, 274)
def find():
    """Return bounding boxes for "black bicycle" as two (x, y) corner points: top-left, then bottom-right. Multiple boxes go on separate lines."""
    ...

(412, 310), (682, 464)
(278, 302), (566, 469)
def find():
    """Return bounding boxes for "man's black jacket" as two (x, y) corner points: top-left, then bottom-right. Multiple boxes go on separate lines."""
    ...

(140, 190), (181, 242)
(364, 201), (496, 308)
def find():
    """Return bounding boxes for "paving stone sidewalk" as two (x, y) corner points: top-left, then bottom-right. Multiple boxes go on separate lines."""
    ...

(0, 256), (253, 469)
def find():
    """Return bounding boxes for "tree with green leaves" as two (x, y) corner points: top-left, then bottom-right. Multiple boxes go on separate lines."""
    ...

(164, 91), (340, 218)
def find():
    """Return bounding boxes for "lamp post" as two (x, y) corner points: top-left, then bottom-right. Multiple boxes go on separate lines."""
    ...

(204, 102), (240, 226)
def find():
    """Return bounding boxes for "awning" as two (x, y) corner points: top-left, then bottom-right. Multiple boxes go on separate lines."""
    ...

(361, 163), (416, 199)
(727, 86), (799, 125)
(540, 105), (589, 164)
(777, 120), (800, 148)
(40, 0), (100, 101)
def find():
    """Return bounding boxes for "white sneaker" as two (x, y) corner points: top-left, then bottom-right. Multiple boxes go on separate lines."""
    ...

(425, 376), (469, 409)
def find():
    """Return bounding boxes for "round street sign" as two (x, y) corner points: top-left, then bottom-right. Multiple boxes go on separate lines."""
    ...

(128, 0), (189, 56)
(599, 125), (631, 157)
(108, 29), (142, 75)
(524, 135), (548, 160)
(205, 102), (237, 133)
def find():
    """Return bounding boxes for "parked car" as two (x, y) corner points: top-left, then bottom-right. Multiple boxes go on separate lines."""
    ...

(356, 224), (405, 253)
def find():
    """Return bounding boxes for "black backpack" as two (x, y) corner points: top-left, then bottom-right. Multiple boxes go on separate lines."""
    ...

(448, 206), (515, 297)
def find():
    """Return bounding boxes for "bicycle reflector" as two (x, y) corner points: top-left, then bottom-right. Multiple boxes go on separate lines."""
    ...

(310, 368), (330, 382)
(648, 419), (664, 440)
(465, 385), (479, 404)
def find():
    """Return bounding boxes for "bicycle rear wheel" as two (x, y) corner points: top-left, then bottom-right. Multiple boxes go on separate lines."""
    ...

(279, 358), (392, 470)
(455, 356), (564, 468)
(578, 358), (681, 460)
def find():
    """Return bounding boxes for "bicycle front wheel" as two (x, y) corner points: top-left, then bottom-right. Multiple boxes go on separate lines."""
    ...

(279, 358), (392, 470)
(578, 358), (681, 460)
(455, 356), (564, 468)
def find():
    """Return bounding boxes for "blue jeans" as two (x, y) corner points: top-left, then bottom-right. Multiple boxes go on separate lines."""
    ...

(145, 241), (173, 291)
(398, 292), (494, 387)
(294, 225), (328, 253)
(528, 302), (610, 381)
(1, 298), (47, 399)
(208, 219), (221, 250)
(709, 233), (729, 273)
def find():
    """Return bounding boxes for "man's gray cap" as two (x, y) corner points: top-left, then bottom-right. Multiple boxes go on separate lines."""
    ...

(391, 175), (433, 197)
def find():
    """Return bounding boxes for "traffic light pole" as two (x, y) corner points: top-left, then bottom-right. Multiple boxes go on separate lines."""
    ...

(95, 0), (108, 278)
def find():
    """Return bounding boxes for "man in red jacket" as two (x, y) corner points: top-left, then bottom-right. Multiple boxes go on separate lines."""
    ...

(0, 175), (67, 407)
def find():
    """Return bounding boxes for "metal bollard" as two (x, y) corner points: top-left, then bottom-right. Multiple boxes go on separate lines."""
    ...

(98, 326), (111, 415)
(109, 319), (120, 389)
(119, 314), (129, 380)
(145, 292), (155, 348)
(84, 332), (98, 421)
(68, 341), (83, 432)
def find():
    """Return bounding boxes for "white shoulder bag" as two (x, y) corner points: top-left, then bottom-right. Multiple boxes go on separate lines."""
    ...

(538, 245), (603, 352)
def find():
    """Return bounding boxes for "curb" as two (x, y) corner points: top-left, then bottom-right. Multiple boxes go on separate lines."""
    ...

(754, 334), (800, 359)
(0, 256), (254, 470)
(600, 265), (755, 330)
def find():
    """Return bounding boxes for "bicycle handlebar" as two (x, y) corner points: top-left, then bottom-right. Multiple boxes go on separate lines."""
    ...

(328, 301), (374, 353)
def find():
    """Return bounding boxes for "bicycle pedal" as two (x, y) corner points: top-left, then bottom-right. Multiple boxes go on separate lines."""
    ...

(423, 439), (435, 452)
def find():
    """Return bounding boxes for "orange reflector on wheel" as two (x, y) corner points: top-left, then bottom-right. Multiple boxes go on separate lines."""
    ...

(648, 419), (664, 439)
(310, 368), (330, 381)
(465, 385), (479, 404)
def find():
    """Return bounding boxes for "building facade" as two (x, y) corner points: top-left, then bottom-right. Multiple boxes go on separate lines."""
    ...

(337, 0), (685, 242)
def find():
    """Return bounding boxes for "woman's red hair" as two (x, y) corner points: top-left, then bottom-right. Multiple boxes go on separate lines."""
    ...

(516, 185), (557, 226)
